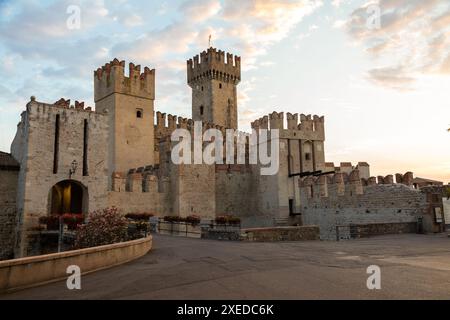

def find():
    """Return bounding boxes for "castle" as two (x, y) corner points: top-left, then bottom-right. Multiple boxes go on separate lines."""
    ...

(0, 47), (445, 259)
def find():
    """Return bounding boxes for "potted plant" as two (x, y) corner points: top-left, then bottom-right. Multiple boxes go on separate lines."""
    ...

(186, 215), (201, 226)
(39, 215), (60, 231)
(215, 215), (241, 226)
(62, 213), (84, 231)
(125, 212), (154, 221)
(164, 216), (186, 223)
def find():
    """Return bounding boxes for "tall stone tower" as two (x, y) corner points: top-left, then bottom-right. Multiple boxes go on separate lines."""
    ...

(187, 48), (241, 129)
(94, 59), (156, 174)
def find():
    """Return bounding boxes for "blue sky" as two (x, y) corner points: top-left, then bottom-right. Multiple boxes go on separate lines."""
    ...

(0, 0), (449, 181)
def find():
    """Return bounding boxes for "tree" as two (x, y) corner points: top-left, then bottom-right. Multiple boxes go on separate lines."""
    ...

(445, 185), (450, 200)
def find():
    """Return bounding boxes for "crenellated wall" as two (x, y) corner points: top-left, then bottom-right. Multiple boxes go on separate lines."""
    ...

(11, 99), (110, 257)
(187, 48), (241, 86)
(299, 170), (443, 239)
(325, 162), (371, 180)
(107, 168), (171, 216)
(153, 111), (228, 164)
(188, 47), (241, 129)
(94, 59), (156, 174)
(94, 59), (155, 102)
(251, 112), (325, 141)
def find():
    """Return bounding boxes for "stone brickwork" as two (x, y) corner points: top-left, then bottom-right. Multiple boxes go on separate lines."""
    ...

(7, 46), (445, 259)
(0, 168), (19, 260)
(201, 229), (241, 241)
(300, 170), (443, 240)
(94, 59), (156, 174)
(108, 168), (170, 216)
(325, 162), (370, 180)
(346, 222), (417, 239)
(10, 100), (109, 257)
(241, 226), (320, 242)
(188, 47), (241, 129)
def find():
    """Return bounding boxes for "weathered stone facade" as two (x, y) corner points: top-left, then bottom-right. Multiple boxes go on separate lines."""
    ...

(0, 46), (445, 259)
(0, 153), (19, 260)
(10, 101), (109, 257)
(300, 171), (445, 240)
(188, 48), (241, 129)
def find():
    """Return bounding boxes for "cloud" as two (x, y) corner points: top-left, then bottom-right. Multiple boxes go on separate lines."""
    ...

(367, 66), (415, 90)
(332, 0), (343, 7)
(179, 0), (221, 23)
(333, 19), (347, 29)
(221, 0), (323, 68)
(344, 0), (450, 90)
(0, 0), (108, 43)
(0, 0), (323, 135)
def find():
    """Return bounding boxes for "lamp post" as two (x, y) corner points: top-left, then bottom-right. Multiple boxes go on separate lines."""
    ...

(69, 160), (78, 178)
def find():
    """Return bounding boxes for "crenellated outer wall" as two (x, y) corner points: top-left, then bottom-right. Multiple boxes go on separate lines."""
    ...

(12, 100), (110, 257)
(300, 170), (445, 240)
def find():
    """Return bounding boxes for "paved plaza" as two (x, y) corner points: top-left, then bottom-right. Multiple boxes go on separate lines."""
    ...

(2, 234), (450, 300)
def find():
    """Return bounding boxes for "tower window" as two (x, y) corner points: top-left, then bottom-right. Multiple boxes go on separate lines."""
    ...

(305, 153), (311, 161)
(200, 106), (204, 116)
(201, 86), (204, 91)
(219, 83), (222, 89)
(136, 109), (143, 118)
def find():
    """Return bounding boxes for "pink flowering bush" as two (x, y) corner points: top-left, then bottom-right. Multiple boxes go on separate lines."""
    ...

(75, 207), (128, 249)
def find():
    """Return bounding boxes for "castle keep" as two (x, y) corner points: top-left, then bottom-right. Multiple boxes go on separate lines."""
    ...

(0, 47), (445, 259)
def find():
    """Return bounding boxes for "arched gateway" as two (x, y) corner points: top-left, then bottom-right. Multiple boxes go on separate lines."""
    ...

(48, 180), (88, 215)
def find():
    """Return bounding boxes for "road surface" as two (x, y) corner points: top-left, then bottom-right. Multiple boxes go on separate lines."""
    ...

(2, 234), (450, 299)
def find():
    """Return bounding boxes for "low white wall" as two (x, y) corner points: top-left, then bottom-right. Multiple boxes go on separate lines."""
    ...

(0, 236), (152, 293)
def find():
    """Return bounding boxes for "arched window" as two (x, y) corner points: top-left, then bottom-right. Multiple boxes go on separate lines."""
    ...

(200, 106), (204, 116)
(136, 109), (143, 118)
(219, 83), (222, 89)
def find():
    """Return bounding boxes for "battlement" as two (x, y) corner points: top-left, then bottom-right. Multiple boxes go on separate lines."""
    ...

(325, 161), (370, 179)
(111, 169), (169, 193)
(187, 47), (241, 86)
(251, 112), (325, 134)
(94, 58), (155, 102)
(23, 98), (106, 123)
(53, 98), (95, 112)
(154, 111), (227, 140)
(299, 170), (418, 200)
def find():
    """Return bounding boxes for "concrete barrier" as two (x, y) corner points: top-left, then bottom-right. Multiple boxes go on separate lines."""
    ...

(0, 236), (152, 293)
(241, 226), (320, 242)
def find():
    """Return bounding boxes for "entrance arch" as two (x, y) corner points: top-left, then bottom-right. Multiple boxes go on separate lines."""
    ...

(49, 180), (88, 215)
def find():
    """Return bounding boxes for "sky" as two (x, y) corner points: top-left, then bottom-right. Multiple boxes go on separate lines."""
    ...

(0, 0), (449, 182)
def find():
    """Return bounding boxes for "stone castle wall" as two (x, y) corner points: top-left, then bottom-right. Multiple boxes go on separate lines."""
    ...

(11, 100), (110, 257)
(300, 171), (437, 240)
(108, 168), (170, 216)
(94, 59), (156, 173)
(188, 48), (241, 129)
(0, 169), (19, 260)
